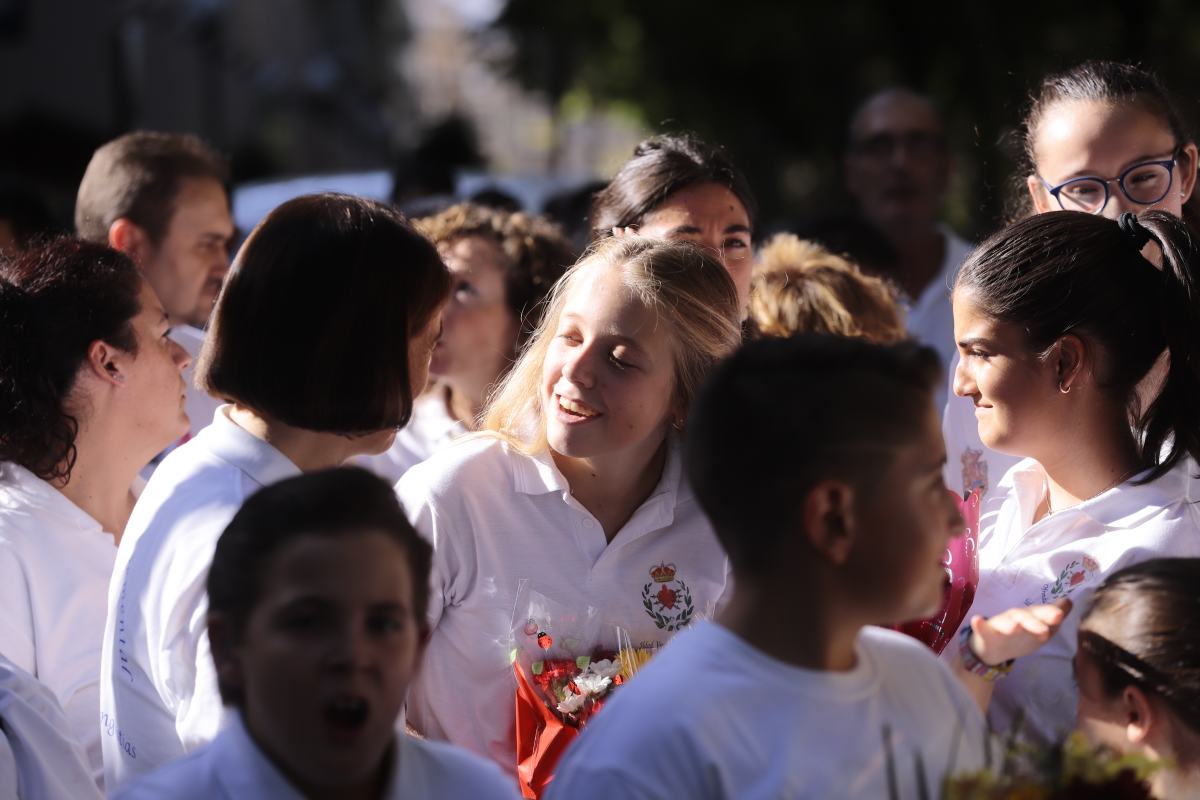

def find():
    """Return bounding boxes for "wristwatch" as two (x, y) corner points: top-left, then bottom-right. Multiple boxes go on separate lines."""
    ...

(958, 624), (1014, 682)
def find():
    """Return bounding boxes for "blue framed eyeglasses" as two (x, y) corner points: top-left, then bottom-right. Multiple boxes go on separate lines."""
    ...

(1039, 155), (1177, 214)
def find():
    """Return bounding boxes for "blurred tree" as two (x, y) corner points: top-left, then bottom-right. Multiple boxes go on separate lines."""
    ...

(494, 0), (1200, 238)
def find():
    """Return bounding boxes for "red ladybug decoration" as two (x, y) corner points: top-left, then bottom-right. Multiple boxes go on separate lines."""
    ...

(536, 631), (553, 649)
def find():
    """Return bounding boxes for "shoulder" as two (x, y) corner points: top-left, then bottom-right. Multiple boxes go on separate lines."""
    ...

(396, 736), (517, 799)
(860, 627), (981, 719)
(397, 436), (518, 503)
(111, 746), (214, 800)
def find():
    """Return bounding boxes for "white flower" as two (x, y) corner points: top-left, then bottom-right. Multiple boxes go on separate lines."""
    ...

(556, 692), (587, 714)
(573, 673), (613, 696)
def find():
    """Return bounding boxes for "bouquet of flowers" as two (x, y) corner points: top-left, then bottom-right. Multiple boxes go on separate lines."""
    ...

(510, 583), (658, 798)
(942, 732), (1158, 799)
(895, 488), (981, 654)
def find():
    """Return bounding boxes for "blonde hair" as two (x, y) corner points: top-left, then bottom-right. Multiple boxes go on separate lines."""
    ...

(483, 236), (742, 453)
(750, 234), (906, 343)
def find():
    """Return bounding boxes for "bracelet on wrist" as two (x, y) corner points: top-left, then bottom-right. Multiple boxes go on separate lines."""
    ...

(958, 623), (1014, 682)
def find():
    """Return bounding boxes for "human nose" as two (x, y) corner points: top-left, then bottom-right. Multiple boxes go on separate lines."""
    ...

(170, 339), (192, 372)
(560, 342), (596, 389)
(327, 622), (373, 670)
(952, 355), (975, 399)
(1100, 188), (1137, 220)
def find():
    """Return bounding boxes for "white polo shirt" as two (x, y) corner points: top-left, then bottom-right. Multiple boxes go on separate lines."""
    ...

(395, 436), (731, 771)
(940, 456), (1200, 744)
(547, 623), (987, 800)
(100, 406), (301, 792)
(356, 388), (467, 485)
(0, 655), (102, 800)
(113, 712), (518, 800)
(0, 462), (117, 786)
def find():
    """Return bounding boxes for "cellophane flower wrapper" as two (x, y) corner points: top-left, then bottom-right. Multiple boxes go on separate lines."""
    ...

(509, 583), (660, 798)
(895, 488), (981, 654)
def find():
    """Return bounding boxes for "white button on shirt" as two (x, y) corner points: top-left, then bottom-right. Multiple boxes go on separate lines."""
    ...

(941, 456), (1200, 744)
(0, 461), (117, 787)
(114, 711), (518, 800)
(395, 436), (732, 772)
(100, 406), (302, 792)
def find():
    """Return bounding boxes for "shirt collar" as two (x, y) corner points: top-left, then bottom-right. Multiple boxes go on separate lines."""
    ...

(511, 437), (687, 502)
(1011, 458), (1188, 532)
(195, 406), (302, 489)
(0, 462), (107, 535)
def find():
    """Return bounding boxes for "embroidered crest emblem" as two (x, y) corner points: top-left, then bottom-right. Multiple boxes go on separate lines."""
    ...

(642, 561), (694, 631)
(1028, 555), (1101, 605)
(961, 447), (988, 496)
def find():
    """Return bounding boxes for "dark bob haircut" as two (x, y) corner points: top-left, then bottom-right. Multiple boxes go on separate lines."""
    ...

(0, 237), (142, 482)
(207, 466), (433, 706)
(196, 193), (451, 433)
(589, 133), (758, 243)
(685, 334), (940, 578)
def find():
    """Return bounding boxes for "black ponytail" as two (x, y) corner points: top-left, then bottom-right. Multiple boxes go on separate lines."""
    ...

(1136, 211), (1200, 479)
(0, 238), (141, 482)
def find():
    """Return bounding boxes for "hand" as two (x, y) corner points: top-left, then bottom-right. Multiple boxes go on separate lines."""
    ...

(969, 598), (1072, 666)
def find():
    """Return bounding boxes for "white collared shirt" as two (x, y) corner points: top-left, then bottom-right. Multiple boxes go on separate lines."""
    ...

(395, 436), (731, 771)
(903, 227), (972, 409)
(0, 462), (117, 786)
(940, 456), (1200, 744)
(100, 406), (301, 792)
(356, 388), (468, 484)
(547, 623), (986, 800)
(113, 711), (518, 800)
(0, 654), (102, 800)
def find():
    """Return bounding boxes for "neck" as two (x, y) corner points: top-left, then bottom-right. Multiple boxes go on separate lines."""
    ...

(884, 226), (945, 300)
(1035, 414), (1142, 518)
(52, 414), (154, 542)
(445, 382), (484, 431)
(227, 405), (365, 472)
(552, 438), (669, 543)
(717, 576), (860, 671)
(249, 716), (391, 800)
(1154, 764), (1200, 800)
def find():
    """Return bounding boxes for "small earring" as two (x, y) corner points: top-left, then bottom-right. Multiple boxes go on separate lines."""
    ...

(1058, 381), (1071, 395)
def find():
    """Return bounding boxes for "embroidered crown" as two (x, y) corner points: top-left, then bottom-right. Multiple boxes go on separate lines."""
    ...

(649, 562), (676, 583)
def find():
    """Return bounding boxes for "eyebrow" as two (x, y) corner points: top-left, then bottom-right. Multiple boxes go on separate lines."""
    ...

(1059, 150), (1177, 181)
(956, 336), (990, 349)
(664, 224), (752, 237)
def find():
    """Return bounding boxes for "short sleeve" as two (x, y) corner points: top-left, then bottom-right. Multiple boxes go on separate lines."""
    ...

(395, 474), (470, 631)
(0, 547), (35, 675)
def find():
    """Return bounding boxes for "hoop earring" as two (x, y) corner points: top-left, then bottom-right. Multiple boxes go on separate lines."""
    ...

(1058, 381), (1071, 395)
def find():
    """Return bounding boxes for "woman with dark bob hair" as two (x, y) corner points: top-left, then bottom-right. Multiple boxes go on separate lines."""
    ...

(590, 133), (758, 316)
(0, 237), (192, 787)
(98, 193), (450, 793)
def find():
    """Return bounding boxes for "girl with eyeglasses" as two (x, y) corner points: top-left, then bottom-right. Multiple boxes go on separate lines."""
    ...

(944, 61), (1199, 500)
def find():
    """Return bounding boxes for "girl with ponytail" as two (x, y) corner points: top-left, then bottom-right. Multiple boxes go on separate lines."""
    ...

(942, 208), (1200, 745)
(0, 237), (192, 787)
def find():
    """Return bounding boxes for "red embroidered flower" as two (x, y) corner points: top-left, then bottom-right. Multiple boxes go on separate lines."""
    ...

(1070, 571), (1085, 587)
(656, 585), (677, 610)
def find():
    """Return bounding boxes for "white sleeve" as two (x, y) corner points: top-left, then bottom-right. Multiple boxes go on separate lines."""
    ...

(0, 548), (35, 676)
(396, 474), (470, 631)
(172, 599), (225, 752)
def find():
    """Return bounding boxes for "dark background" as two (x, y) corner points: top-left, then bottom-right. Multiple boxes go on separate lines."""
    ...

(4, 0), (1199, 240)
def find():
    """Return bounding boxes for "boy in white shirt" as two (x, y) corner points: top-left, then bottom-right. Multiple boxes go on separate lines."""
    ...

(115, 468), (516, 800)
(550, 335), (1062, 800)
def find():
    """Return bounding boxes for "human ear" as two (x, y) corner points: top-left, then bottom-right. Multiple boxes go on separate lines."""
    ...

(207, 614), (245, 698)
(1123, 685), (1155, 745)
(1027, 175), (1055, 214)
(108, 218), (151, 265)
(1054, 334), (1086, 393)
(86, 339), (128, 387)
(802, 480), (857, 565)
(1178, 142), (1198, 203)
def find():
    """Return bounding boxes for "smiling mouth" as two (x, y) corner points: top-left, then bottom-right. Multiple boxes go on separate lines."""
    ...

(557, 395), (600, 419)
